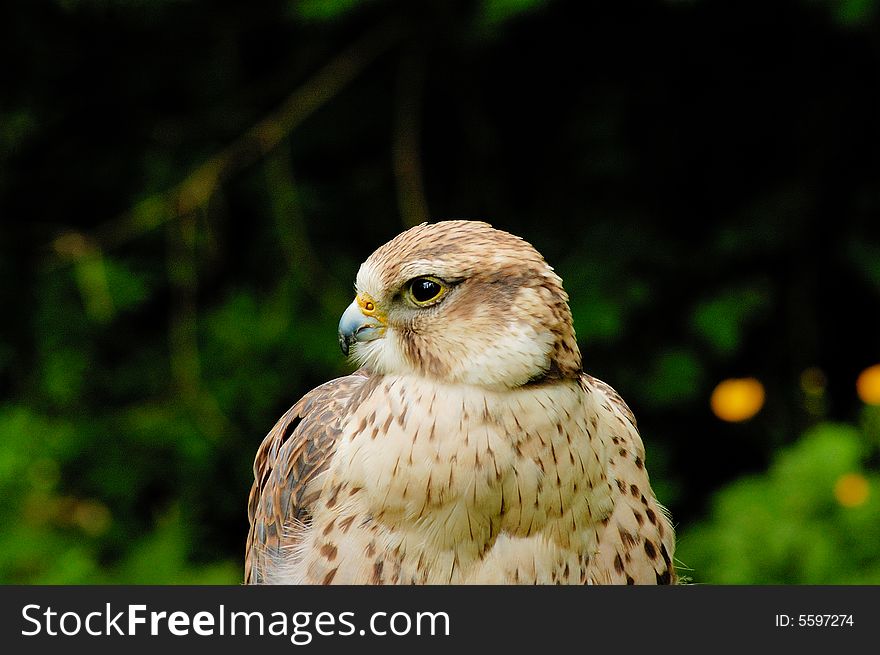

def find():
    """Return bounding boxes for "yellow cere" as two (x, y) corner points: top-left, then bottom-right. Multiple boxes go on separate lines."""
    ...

(856, 364), (880, 405)
(710, 377), (765, 422)
(356, 293), (383, 320)
(834, 473), (870, 508)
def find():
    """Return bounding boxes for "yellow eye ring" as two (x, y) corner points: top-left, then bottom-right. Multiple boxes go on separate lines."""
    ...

(406, 276), (447, 306)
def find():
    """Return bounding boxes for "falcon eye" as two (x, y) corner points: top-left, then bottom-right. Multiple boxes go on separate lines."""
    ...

(406, 276), (447, 306)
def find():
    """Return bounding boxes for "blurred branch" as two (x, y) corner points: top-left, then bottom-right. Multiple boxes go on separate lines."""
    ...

(167, 213), (200, 401)
(392, 47), (430, 229)
(49, 17), (402, 264)
(263, 144), (324, 287)
(53, 233), (115, 323)
(166, 210), (232, 438)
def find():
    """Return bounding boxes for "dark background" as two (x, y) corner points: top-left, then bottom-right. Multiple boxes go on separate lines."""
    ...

(1, 0), (879, 583)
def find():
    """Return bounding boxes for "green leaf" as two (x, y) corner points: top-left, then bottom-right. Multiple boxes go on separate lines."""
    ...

(479, 0), (549, 26)
(293, 0), (371, 22)
(641, 349), (704, 408)
(835, 0), (876, 25)
(690, 285), (769, 356)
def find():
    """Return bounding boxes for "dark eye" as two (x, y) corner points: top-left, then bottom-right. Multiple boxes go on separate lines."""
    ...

(407, 277), (446, 305)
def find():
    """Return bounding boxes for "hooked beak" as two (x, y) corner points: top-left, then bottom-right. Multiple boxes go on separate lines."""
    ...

(338, 296), (386, 356)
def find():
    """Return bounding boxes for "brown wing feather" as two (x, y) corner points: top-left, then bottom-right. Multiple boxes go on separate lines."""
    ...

(582, 374), (677, 585)
(244, 371), (369, 584)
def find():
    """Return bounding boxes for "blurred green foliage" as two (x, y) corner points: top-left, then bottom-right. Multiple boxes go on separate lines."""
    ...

(1, 0), (879, 584)
(678, 413), (880, 584)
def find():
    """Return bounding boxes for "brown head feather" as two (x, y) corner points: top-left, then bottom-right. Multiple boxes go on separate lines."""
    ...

(354, 220), (581, 387)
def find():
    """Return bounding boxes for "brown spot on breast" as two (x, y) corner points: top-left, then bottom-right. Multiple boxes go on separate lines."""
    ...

(614, 553), (624, 574)
(626, 574), (635, 585)
(372, 560), (384, 584)
(634, 456), (643, 469)
(656, 569), (672, 585)
(618, 448), (628, 458)
(322, 567), (338, 584)
(616, 478), (627, 494)
(320, 544), (338, 561)
(633, 510), (644, 526)
(646, 508), (657, 525)
(339, 515), (355, 533)
(618, 527), (638, 549)
(644, 540), (657, 560)
(326, 484), (342, 509)
(629, 484), (640, 497)
(322, 518), (336, 536)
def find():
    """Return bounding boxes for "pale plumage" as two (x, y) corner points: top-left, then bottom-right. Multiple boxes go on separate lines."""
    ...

(245, 220), (676, 584)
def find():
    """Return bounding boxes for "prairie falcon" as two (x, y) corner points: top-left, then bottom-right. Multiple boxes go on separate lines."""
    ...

(246, 220), (676, 584)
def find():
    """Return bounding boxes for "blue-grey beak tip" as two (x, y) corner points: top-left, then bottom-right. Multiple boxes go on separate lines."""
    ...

(338, 299), (384, 357)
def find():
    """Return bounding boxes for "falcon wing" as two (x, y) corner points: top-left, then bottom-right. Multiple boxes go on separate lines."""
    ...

(582, 374), (677, 585)
(244, 371), (369, 584)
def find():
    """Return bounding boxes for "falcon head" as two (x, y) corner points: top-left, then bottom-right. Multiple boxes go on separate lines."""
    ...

(338, 220), (582, 388)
